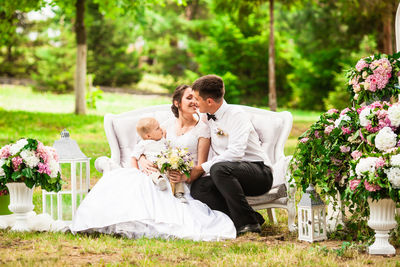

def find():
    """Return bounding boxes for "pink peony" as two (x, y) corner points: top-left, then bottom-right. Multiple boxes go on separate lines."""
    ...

(340, 145), (350, 153)
(0, 145), (10, 159)
(351, 150), (362, 160)
(364, 180), (382, 192)
(341, 127), (352, 135)
(350, 179), (361, 191)
(300, 137), (309, 143)
(12, 156), (23, 171)
(356, 59), (369, 72)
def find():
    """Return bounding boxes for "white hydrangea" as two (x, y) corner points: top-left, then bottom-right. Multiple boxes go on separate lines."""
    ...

(334, 114), (351, 128)
(355, 157), (378, 177)
(390, 154), (400, 167)
(375, 127), (397, 152)
(49, 159), (59, 178)
(388, 104), (400, 127)
(384, 167), (400, 188)
(10, 138), (28, 155)
(20, 150), (39, 168)
(359, 108), (372, 127)
(0, 159), (5, 176)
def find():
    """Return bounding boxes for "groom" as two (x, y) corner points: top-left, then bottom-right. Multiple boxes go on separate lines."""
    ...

(189, 74), (274, 235)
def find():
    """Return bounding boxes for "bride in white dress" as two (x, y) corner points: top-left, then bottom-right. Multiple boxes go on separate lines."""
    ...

(69, 85), (236, 241)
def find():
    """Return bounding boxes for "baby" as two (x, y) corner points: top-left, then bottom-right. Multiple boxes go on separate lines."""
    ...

(131, 117), (187, 203)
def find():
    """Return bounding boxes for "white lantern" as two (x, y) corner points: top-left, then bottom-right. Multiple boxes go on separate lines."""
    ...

(298, 184), (327, 242)
(42, 129), (90, 224)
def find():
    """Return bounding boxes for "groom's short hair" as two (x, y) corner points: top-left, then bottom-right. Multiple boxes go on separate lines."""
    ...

(192, 75), (225, 102)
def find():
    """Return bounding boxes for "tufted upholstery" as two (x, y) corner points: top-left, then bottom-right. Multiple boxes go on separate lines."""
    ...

(95, 104), (296, 231)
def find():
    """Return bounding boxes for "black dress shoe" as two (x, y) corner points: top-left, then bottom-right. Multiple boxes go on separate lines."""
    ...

(254, 211), (265, 226)
(237, 223), (261, 236)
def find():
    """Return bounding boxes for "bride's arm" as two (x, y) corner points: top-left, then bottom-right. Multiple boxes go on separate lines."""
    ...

(187, 137), (210, 183)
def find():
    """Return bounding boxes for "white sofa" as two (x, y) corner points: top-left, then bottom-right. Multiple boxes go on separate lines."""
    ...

(95, 104), (296, 231)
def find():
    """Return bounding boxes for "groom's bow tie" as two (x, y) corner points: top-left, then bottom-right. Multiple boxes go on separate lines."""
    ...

(207, 113), (217, 121)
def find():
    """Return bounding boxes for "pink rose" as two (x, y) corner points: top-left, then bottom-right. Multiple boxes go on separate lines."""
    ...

(350, 179), (361, 191)
(351, 150), (362, 160)
(341, 127), (352, 135)
(324, 125), (334, 134)
(364, 180), (382, 192)
(340, 145), (350, 153)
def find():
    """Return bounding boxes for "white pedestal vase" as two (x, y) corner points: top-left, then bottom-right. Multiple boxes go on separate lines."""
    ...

(6, 183), (34, 232)
(367, 198), (397, 255)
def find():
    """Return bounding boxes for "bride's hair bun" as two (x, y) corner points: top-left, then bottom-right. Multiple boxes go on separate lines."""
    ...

(171, 84), (190, 118)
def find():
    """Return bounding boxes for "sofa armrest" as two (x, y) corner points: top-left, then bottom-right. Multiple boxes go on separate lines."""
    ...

(95, 156), (121, 174)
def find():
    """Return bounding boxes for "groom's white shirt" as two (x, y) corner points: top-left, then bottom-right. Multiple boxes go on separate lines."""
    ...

(201, 100), (272, 173)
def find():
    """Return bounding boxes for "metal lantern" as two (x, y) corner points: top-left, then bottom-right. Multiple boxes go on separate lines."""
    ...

(42, 129), (90, 223)
(298, 184), (327, 242)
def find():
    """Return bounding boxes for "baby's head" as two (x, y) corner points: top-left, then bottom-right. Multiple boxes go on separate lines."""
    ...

(136, 117), (163, 141)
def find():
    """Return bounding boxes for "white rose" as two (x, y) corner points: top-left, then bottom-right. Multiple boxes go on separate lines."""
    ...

(355, 157), (378, 177)
(10, 139), (28, 155)
(390, 154), (400, 167)
(375, 127), (397, 152)
(385, 167), (400, 188)
(0, 159), (5, 176)
(388, 104), (400, 127)
(20, 150), (40, 168)
(334, 114), (351, 128)
(359, 108), (371, 127)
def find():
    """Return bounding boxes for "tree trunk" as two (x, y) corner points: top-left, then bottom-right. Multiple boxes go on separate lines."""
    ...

(268, 0), (277, 111)
(382, 4), (393, 54)
(75, 0), (86, 115)
(185, 0), (199, 20)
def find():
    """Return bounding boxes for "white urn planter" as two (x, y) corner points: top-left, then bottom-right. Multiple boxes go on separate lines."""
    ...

(6, 182), (34, 232)
(367, 198), (397, 255)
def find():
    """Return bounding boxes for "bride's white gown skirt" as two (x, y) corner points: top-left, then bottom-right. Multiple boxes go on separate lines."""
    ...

(70, 168), (236, 241)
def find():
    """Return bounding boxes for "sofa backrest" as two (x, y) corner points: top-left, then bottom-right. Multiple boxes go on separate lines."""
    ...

(103, 104), (292, 170)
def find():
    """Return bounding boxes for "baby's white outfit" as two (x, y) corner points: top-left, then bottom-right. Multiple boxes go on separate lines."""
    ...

(131, 138), (168, 190)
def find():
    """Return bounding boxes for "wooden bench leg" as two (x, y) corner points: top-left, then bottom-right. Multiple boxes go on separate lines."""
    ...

(267, 208), (277, 224)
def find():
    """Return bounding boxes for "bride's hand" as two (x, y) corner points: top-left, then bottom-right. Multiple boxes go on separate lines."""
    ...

(167, 170), (186, 183)
(138, 156), (158, 175)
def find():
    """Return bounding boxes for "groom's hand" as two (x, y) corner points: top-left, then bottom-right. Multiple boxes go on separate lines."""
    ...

(188, 166), (204, 183)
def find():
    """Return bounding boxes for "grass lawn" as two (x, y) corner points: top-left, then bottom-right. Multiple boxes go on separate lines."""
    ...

(1, 85), (398, 266)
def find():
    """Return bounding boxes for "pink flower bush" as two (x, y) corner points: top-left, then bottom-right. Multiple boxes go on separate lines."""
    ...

(0, 145), (10, 159)
(12, 156), (23, 171)
(300, 137), (309, 143)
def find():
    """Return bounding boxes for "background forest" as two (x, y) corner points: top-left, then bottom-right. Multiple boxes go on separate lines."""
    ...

(0, 0), (398, 111)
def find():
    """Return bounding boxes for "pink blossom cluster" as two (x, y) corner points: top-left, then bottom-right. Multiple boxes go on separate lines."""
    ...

(364, 180), (382, 192)
(0, 145), (10, 159)
(351, 150), (362, 160)
(300, 137), (309, 143)
(37, 162), (51, 176)
(12, 156), (23, 171)
(351, 57), (392, 93)
(358, 102), (393, 133)
(349, 179), (361, 191)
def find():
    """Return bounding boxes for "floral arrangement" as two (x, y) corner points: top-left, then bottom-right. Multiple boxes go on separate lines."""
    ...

(347, 53), (400, 105)
(156, 144), (194, 178)
(0, 186), (8, 196)
(0, 138), (63, 192)
(347, 150), (400, 203)
(291, 101), (400, 208)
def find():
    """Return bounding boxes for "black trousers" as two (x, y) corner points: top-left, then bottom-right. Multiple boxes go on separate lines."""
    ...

(190, 161), (273, 229)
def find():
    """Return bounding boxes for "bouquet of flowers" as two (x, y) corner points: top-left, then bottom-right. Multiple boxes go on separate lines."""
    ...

(347, 53), (400, 104)
(0, 138), (63, 192)
(347, 149), (400, 204)
(156, 144), (194, 178)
